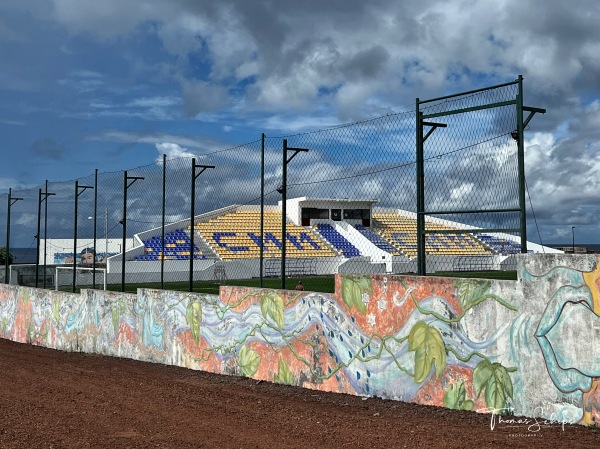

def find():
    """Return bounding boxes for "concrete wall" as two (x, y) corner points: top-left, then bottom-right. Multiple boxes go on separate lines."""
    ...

(0, 253), (598, 425)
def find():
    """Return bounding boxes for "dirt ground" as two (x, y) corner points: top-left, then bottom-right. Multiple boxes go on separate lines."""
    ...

(0, 339), (598, 449)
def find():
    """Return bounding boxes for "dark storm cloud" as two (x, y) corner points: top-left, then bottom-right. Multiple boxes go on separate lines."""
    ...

(1, 0), (600, 241)
(30, 138), (66, 160)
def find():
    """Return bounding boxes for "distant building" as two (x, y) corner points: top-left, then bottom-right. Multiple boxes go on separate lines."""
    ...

(551, 246), (594, 254)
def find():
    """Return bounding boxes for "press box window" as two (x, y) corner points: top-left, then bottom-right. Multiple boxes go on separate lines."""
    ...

(343, 208), (370, 226)
(301, 208), (329, 225)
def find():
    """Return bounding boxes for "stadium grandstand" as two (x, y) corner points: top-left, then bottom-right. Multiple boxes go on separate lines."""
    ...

(83, 197), (560, 284)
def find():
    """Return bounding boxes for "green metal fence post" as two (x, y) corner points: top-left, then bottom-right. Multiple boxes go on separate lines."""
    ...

(74, 181), (93, 292)
(516, 75), (527, 253)
(281, 139), (287, 290)
(260, 133), (265, 288)
(190, 160), (215, 293)
(5, 189), (22, 284)
(189, 158), (196, 293)
(35, 188), (42, 287)
(161, 154), (166, 290)
(93, 169), (98, 289)
(121, 172), (127, 292)
(416, 100), (426, 275)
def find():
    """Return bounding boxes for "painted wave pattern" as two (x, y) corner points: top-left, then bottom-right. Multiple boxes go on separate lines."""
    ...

(139, 288), (507, 402)
(0, 283), (513, 407)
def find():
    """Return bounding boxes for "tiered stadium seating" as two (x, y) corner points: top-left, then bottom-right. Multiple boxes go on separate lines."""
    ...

(193, 209), (337, 260)
(476, 234), (522, 254)
(354, 224), (400, 254)
(135, 229), (206, 261)
(315, 223), (361, 257)
(372, 213), (493, 258)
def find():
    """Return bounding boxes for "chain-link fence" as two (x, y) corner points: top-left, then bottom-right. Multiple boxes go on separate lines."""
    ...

(1, 78), (544, 293)
(417, 80), (526, 274)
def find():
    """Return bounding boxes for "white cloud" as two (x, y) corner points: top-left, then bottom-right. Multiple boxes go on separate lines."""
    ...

(155, 142), (196, 161)
(1, 0), (600, 241)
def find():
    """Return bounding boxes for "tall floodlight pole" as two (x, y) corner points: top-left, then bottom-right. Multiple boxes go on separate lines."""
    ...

(5, 188), (23, 284)
(122, 171), (144, 292)
(190, 159), (215, 293)
(37, 183), (55, 288)
(280, 139), (309, 290)
(42, 181), (55, 289)
(73, 181), (94, 292)
(572, 226), (576, 253)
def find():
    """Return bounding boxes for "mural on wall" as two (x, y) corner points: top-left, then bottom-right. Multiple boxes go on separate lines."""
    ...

(519, 257), (600, 425)
(0, 254), (598, 424)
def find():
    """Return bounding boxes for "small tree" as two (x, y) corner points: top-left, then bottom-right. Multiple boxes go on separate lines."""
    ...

(0, 246), (13, 265)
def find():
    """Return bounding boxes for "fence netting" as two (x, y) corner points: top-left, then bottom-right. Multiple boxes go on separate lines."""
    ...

(1, 80), (535, 293)
(418, 83), (522, 274)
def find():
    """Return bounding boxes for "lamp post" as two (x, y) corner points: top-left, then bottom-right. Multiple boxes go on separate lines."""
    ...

(42, 180), (55, 289)
(5, 188), (23, 284)
(572, 226), (575, 254)
(122, 171), (144, 292)
(37, 183), (55, 288)
(73, 181), (94, 292)
(280, 139), (309, 290)
(190, 159), (215, 293)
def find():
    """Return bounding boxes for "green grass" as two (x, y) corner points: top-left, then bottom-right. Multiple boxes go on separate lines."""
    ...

(430, 271), (518, 281)
(100, 275), (336, 295)
(62, 270), (517, 294)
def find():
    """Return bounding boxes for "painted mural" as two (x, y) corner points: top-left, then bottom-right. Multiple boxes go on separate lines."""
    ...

(0, 254), (598, 425)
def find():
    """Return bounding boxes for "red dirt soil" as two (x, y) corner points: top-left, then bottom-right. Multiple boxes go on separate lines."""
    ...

(0, 338), (598, 449)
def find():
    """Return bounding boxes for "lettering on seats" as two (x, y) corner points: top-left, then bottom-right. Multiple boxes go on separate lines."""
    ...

(286, 233), (304, 250)
(247, 232), (283, 249)
(212, 232), (249, 252)
(247, 232), (320, 250)
(299, 232), (321, 249)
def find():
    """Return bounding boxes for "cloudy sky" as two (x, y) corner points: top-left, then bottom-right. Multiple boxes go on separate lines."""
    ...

(1, 0), (600, 246)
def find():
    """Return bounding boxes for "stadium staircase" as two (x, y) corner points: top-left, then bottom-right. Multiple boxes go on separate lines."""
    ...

(313, 223), (361, 257)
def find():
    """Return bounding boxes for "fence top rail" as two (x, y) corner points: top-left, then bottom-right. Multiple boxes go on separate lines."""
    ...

(417, 79), (519, 105)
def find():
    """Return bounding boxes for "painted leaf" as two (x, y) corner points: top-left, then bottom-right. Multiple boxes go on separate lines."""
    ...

(111, 308), (120, 333)
(473, 359), (494, 397)
(485, 364), (514, 411)
(457, 279), (491, 311)
(52, 299), (60, 323)
(474, 359), (514, 411)
(443, 381), (474, 411)
(408, 321), (446, 383)
(341, 275), (371, 314)
(273, 357), (294, 385)
(260, 291), (285, 328)
(237, 345), (260, 377)
(185, 300), (203, 345)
